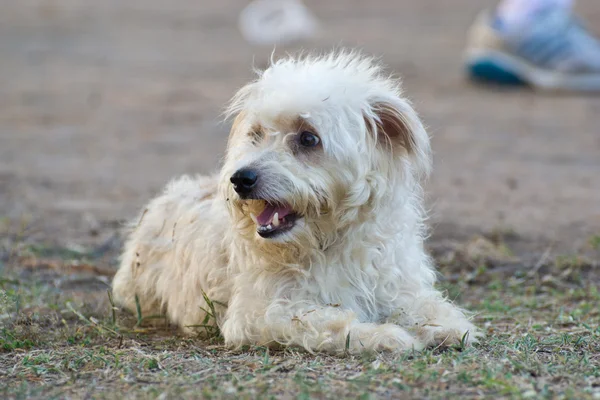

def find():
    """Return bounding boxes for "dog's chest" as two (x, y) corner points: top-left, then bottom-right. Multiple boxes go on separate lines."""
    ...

(307, 258), (391, 322)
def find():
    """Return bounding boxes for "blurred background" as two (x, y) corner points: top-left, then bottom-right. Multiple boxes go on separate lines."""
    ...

(1, 0), (599, 255)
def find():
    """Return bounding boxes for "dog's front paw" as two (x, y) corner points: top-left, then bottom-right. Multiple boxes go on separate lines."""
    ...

(416, 319), (481, 348)
(349, 323), (424, 353)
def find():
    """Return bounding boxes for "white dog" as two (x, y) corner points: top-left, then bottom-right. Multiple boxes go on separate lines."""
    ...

(112, 51), (478, 354)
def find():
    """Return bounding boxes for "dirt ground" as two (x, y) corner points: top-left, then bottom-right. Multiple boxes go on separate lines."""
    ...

(1, 1), (599, 399)
(1, 0), (599, 250)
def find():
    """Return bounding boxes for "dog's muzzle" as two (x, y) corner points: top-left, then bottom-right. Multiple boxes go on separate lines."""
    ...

(230, 168), (258, 197)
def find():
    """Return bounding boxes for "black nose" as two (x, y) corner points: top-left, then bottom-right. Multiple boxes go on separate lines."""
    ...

(230, 169), (258, 194)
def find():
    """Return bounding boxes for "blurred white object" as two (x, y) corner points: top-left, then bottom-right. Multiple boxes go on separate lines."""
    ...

(239, 0), (318, 46)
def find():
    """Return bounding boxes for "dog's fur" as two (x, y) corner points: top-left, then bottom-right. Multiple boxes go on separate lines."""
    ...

(112, 51), (479, 354)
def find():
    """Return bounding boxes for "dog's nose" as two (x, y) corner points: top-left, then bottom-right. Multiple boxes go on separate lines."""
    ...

(230, 169), (258, 194)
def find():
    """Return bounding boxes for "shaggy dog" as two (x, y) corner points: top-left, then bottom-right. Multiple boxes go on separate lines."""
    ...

(112, 51), (479, 354)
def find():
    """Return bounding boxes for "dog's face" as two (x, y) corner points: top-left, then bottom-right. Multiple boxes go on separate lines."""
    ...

(220, 53), (431, 254)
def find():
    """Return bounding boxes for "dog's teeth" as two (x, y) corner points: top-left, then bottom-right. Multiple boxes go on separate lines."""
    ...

(250, 213), (258, 224)
(258, 224), (273, 232)
(272, 213), (279, 227)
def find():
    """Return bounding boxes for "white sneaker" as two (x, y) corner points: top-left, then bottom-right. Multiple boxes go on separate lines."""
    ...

(465, 9), (600, 92)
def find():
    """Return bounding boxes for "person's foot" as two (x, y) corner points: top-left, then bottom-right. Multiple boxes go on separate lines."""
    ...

(464, 8), (600, 92)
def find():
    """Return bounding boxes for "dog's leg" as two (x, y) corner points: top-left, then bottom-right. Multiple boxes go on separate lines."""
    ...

(388, 287), (480, 348)
(112, 175), (229, 333)
(414, 291), (480, 348)
(221, 276), (423, 354)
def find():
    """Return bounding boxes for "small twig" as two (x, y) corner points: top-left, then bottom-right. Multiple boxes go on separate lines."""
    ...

(135, 209), (148, 229)
(345, 332), (351, 352)
(528, 245), (553, 277)
(432, 335), (451, 352)
(106, 289), (117, 325)
(134, 294), (143, 327)
(66, 302), (120, 337)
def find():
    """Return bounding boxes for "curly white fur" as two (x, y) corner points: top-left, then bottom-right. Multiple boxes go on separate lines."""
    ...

(112, 51), (479, 354)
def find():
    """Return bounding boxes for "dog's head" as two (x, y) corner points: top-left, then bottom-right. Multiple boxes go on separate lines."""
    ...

(221, 51), (431, 255)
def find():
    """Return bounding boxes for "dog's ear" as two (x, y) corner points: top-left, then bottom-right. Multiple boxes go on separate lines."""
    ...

(372, 102), (416, 154)
(368, 100), (432, 177)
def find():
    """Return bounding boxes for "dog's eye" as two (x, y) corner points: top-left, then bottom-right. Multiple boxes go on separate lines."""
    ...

(299, 131), (320, 148)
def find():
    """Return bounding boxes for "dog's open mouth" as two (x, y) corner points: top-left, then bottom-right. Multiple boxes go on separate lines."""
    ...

(248, 201), (299, 238)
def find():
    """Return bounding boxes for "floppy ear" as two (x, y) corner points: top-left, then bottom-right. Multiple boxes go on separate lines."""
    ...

(369, 99), (432, 178)
(373, 102), (417, 153)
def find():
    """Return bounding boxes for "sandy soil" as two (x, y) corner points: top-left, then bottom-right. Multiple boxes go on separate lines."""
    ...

(1, 0), (599, 255)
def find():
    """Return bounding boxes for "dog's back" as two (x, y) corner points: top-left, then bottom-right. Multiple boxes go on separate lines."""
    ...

(112, 175), (231, 333)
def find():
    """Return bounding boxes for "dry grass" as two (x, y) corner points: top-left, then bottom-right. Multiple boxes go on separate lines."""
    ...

(1, 229), (599, 399)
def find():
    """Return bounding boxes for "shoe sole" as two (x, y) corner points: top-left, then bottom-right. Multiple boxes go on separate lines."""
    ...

(465, 49), (600, 92)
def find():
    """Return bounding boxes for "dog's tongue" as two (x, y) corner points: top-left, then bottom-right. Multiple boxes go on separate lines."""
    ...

(257, 203), (293, 226)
